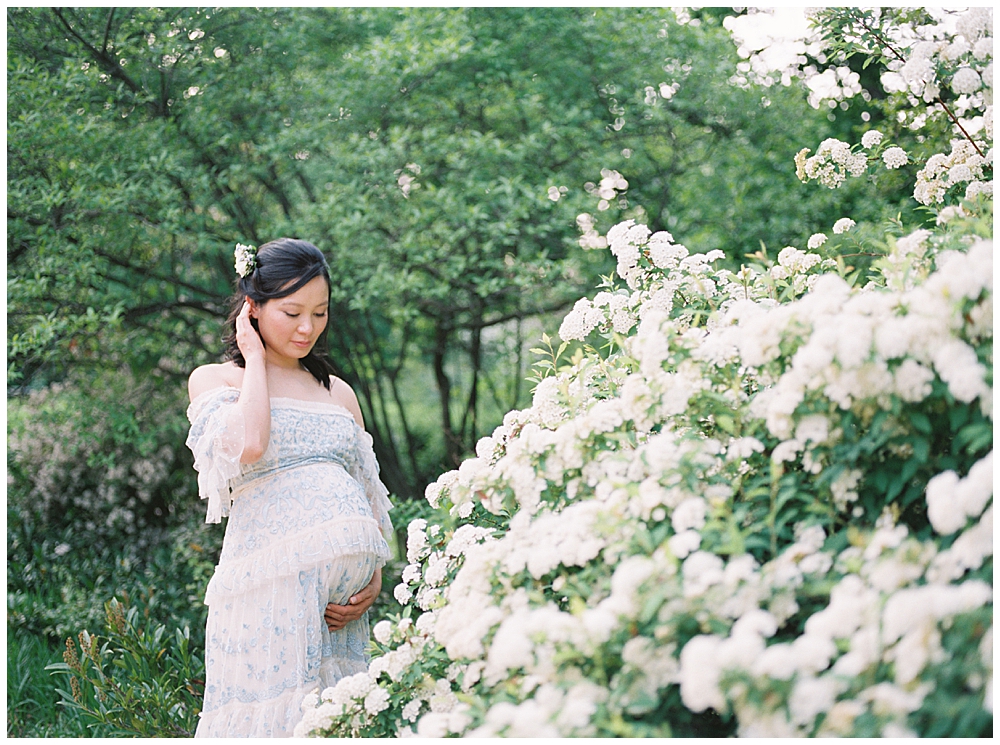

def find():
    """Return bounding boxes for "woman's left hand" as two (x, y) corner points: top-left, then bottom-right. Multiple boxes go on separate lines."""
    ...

(324, 567), (382, 632)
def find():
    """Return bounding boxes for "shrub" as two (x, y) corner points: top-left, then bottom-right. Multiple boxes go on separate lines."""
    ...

(7, 369), (197, 550)
(298, 8), (992, 738)
(46, 598), (204, 738)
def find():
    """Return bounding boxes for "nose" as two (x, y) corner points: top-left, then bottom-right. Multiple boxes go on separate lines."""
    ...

(297, 317), (314, 335)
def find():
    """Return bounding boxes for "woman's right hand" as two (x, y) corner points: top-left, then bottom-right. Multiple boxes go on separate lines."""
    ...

(236, 300), (265, 363)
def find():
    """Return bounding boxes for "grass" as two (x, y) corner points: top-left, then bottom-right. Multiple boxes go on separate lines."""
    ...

(7, 628), (105, 737)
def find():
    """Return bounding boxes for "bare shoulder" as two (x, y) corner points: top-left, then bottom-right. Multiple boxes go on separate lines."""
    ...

(188, 362), (243, 402)
(328, 376), (365, 428)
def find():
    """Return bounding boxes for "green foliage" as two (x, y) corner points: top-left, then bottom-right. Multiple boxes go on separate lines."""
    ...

(46, 598), (204, 737)
(7, 7), (892, 492)
(909, 605), (994, 737)
(7, 370), (194, 547)
(7, 490), (217, 737)
(7, 631), (98, 737)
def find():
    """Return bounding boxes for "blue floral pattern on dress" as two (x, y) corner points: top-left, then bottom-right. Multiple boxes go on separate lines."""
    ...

(186, 391), (392, 738)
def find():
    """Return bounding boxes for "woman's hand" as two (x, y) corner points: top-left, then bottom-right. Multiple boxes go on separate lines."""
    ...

(324, 568), (381, 632)
(236, 300), (265, 363)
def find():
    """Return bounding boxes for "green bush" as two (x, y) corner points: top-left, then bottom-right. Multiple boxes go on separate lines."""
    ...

(7, 502), (218, 736)
(46, 598), (204, 738)
(7, 370), (196, 550)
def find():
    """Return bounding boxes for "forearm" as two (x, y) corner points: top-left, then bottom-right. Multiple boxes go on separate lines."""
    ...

(239, 355), (271, 462)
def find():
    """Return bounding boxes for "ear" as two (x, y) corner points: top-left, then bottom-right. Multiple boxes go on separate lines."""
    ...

(247, 298), (258, 318)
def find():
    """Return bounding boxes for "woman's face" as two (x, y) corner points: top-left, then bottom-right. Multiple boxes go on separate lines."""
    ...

(250, 275), (329, 363)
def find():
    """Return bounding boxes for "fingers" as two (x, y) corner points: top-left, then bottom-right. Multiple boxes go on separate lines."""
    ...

(348, 585), (375, 606)
(235, 299), (265, 361)
(325, 571), (382, 631)
(236, 301), (253, 332)
(353, 570), (381, 603)
(325, 601), (364, 631)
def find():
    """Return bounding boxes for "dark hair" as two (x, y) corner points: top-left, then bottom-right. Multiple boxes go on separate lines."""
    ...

(223, 237), (335, 390)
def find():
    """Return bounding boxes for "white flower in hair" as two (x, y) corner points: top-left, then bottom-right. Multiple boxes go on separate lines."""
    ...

(234, 243), (257, 277)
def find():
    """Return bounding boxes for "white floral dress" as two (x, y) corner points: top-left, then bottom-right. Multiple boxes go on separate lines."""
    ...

(186, 387), (393, 738)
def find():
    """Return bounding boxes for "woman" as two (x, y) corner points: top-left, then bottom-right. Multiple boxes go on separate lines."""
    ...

(185, 238), (393, 737)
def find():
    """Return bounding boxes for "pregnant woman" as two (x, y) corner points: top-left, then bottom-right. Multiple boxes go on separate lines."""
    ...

(185, 238), (393, 737)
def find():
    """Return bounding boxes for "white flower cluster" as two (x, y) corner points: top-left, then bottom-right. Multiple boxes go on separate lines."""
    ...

(584, 168), (629, 212)
(799, 125), (992, 212)
(295, 612), (473, 738)
(563, 219), (838, 356)
(742, 241), (992, 467)
(725, 7), (992, 122)
(783, 8), (993, 213)
(682, 516), (993, 737)
(882, 146), (909, 169)
(879, 228), (934, 291)
(297, 218), (993, 737)
(925, 452), (993, 536)
(298, 48), (993, 729)
(880, 8), (993, 111)
(576, 213), (608, 249)
(770, 246), (821, 281)
(794, 138), (867, 188)
(831, 217), (855, 234)
(861, 130), (884, 149)
(560, 220), (734, 341)
(233, 242), (256, 277)
(913, 137), (993, 206)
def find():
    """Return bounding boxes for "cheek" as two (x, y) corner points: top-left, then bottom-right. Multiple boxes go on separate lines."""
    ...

(256, 313), (288, 339)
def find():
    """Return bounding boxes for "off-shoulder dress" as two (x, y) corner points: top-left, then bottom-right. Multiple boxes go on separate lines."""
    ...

(185, 387), (393, 738)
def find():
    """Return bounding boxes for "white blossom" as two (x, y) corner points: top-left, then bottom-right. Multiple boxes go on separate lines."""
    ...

(861, 130), (884, 149)
(951, 67), (982, 94)
(882, 146), (909, 169)
(807, 233), (827, 249)
(832, 217), (856, 234)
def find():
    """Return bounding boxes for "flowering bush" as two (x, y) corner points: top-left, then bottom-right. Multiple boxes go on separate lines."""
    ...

(299, 8), (992, 739)
(7, 370), (195, 548)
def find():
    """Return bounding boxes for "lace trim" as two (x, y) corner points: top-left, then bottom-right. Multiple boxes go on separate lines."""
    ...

(186, 387), (244, 524)
(205, 518), (390, 602)
(187, 387), (394, 533)
(187, 384), (239, 414)
(351, 428), (396, 552)
(195, 666), (365, 738)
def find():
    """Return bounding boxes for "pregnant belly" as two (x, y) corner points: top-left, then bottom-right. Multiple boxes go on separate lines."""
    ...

(219, 462), (380, 564)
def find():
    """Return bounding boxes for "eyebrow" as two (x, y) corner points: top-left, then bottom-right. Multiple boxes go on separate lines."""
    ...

(276, 299), (329, 309)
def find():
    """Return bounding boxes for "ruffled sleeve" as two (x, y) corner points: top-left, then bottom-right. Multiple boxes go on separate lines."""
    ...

(350, 428), (395, 553)
(185, 387), (245, 524)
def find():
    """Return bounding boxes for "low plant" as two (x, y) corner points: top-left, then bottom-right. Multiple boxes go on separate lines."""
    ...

(46, 597), (205, 738)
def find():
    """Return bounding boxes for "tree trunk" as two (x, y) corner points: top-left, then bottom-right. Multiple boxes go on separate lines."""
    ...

(433, 321), (461, 466)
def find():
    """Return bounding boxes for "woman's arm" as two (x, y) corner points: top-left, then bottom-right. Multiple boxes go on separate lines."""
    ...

(235, 300), (270, 463)
(187, 301), (270, 464)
